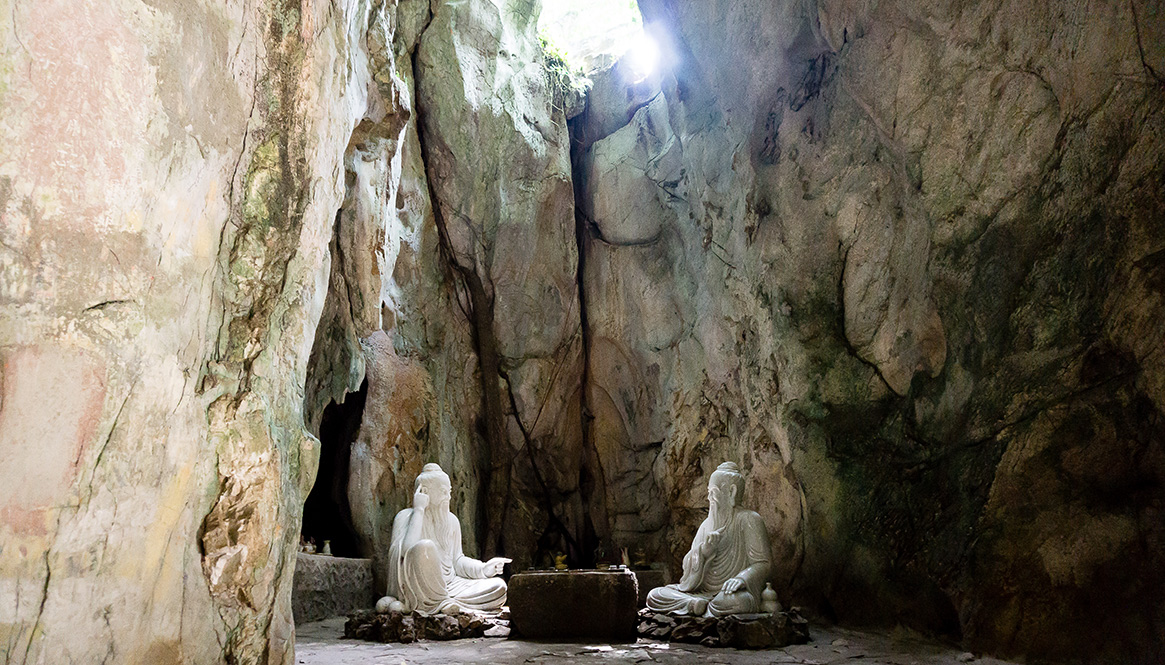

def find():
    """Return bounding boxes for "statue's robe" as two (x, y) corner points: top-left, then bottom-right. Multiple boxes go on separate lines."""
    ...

(647, 508), (772, 616)
(387, 507), (506, 614)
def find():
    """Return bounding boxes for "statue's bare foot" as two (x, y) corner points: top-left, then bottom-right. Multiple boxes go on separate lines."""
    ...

(376, 596), (406, 613)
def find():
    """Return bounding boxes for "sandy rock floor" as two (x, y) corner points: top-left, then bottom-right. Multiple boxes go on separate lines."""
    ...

(295, 617), (1022, 665)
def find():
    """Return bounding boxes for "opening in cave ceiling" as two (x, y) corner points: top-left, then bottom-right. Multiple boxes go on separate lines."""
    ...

(538, 0), (659, 79)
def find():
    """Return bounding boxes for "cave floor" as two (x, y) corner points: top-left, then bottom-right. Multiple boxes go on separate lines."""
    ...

(295, 617), (1021, 665)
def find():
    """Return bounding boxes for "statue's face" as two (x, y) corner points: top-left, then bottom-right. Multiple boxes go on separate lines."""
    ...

(420, 475), (452, 512)
(707, 473), (737, 512)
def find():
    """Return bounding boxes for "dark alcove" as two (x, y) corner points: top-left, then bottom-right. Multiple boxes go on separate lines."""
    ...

(300, 379), (367, 558)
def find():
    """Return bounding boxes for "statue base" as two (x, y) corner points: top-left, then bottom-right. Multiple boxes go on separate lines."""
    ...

(637, 608), (811, 649)
(344, 608), (509, 643)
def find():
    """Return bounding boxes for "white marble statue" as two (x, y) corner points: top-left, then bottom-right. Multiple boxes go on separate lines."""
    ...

(646, 461), (772, 616)
(379, 463), (510, 614)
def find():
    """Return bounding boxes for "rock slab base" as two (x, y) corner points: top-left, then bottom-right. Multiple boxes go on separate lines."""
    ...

(344, 609), (507, 642)
(637, 608), (811, 649)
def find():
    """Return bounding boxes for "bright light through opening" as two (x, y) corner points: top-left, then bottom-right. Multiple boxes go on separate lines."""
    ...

(539, 0), (652, 74)
(623, 32), (660, 83)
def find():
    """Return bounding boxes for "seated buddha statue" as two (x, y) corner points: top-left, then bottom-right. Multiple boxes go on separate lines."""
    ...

(380, 463), (510, 614)
(646, 461), (772, 616)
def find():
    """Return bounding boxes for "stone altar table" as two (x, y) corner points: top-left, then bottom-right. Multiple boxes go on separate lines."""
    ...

(508, 569), (639, 642)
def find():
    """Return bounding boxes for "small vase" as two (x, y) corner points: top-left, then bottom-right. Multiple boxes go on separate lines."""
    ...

(761, 582), (780, 614)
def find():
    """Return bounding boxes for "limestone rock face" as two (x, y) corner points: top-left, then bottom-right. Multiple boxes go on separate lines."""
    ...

(4, 0), (1163, 663)
(0, 0), (408, 662)
(576, 0), (1165, 661)
(409, 0), (584, 566)
(307, 0), (585, 581)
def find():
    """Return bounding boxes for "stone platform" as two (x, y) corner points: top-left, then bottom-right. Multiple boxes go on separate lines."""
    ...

(637, 608), (811, 649)
(509, 569), (639, 642)
(293, 553), (375, 623)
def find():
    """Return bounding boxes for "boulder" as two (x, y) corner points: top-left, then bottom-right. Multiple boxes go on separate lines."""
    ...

(717, 611), (811, 650)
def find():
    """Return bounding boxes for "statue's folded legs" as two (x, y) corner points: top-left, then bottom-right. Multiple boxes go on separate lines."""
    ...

(398, 539), (449, 613)
(645, 585), (759, 617)
(398, 538), (507, 613)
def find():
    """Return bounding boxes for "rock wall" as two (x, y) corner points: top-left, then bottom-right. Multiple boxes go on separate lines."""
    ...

(410, 0), (586, 569)
(0, 0), (407, 662)
(571, 0), (1165, 662)
(3, 0), (1162, 662)
(306, 0), (587, 592)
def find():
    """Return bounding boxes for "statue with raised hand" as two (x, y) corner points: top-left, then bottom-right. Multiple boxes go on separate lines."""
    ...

(646, 462), (772, 616)
(380, 463), (511, 614)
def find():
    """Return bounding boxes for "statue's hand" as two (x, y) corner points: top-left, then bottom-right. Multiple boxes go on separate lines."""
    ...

(700, 529), (722, 556)
(413, 489), (430, 511)
(721, 577), (744, 594)
(483, 557), (512, 577)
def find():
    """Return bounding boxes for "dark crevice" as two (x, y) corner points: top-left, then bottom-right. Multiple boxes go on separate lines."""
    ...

(225, 59), (260, 221)
(579, 209), (664, 248)
(84, 385), (135, 503)
(300, 380), (367, 558)
(1130, 0), (1165, 88)
(82, 299), (134, 313)
(568, 95), (606, 569)
(20, 550), (52, 665)
(498, 369), (585, 565)
(571, 89), (664, 152)
(493, 316), (586, 564)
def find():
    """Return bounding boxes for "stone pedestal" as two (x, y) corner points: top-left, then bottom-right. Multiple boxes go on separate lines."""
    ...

(508, 570), (639, 642)
(292, 553), (375, 623)
(637, 608), (811, 648)
(344, 609), (506, 642)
